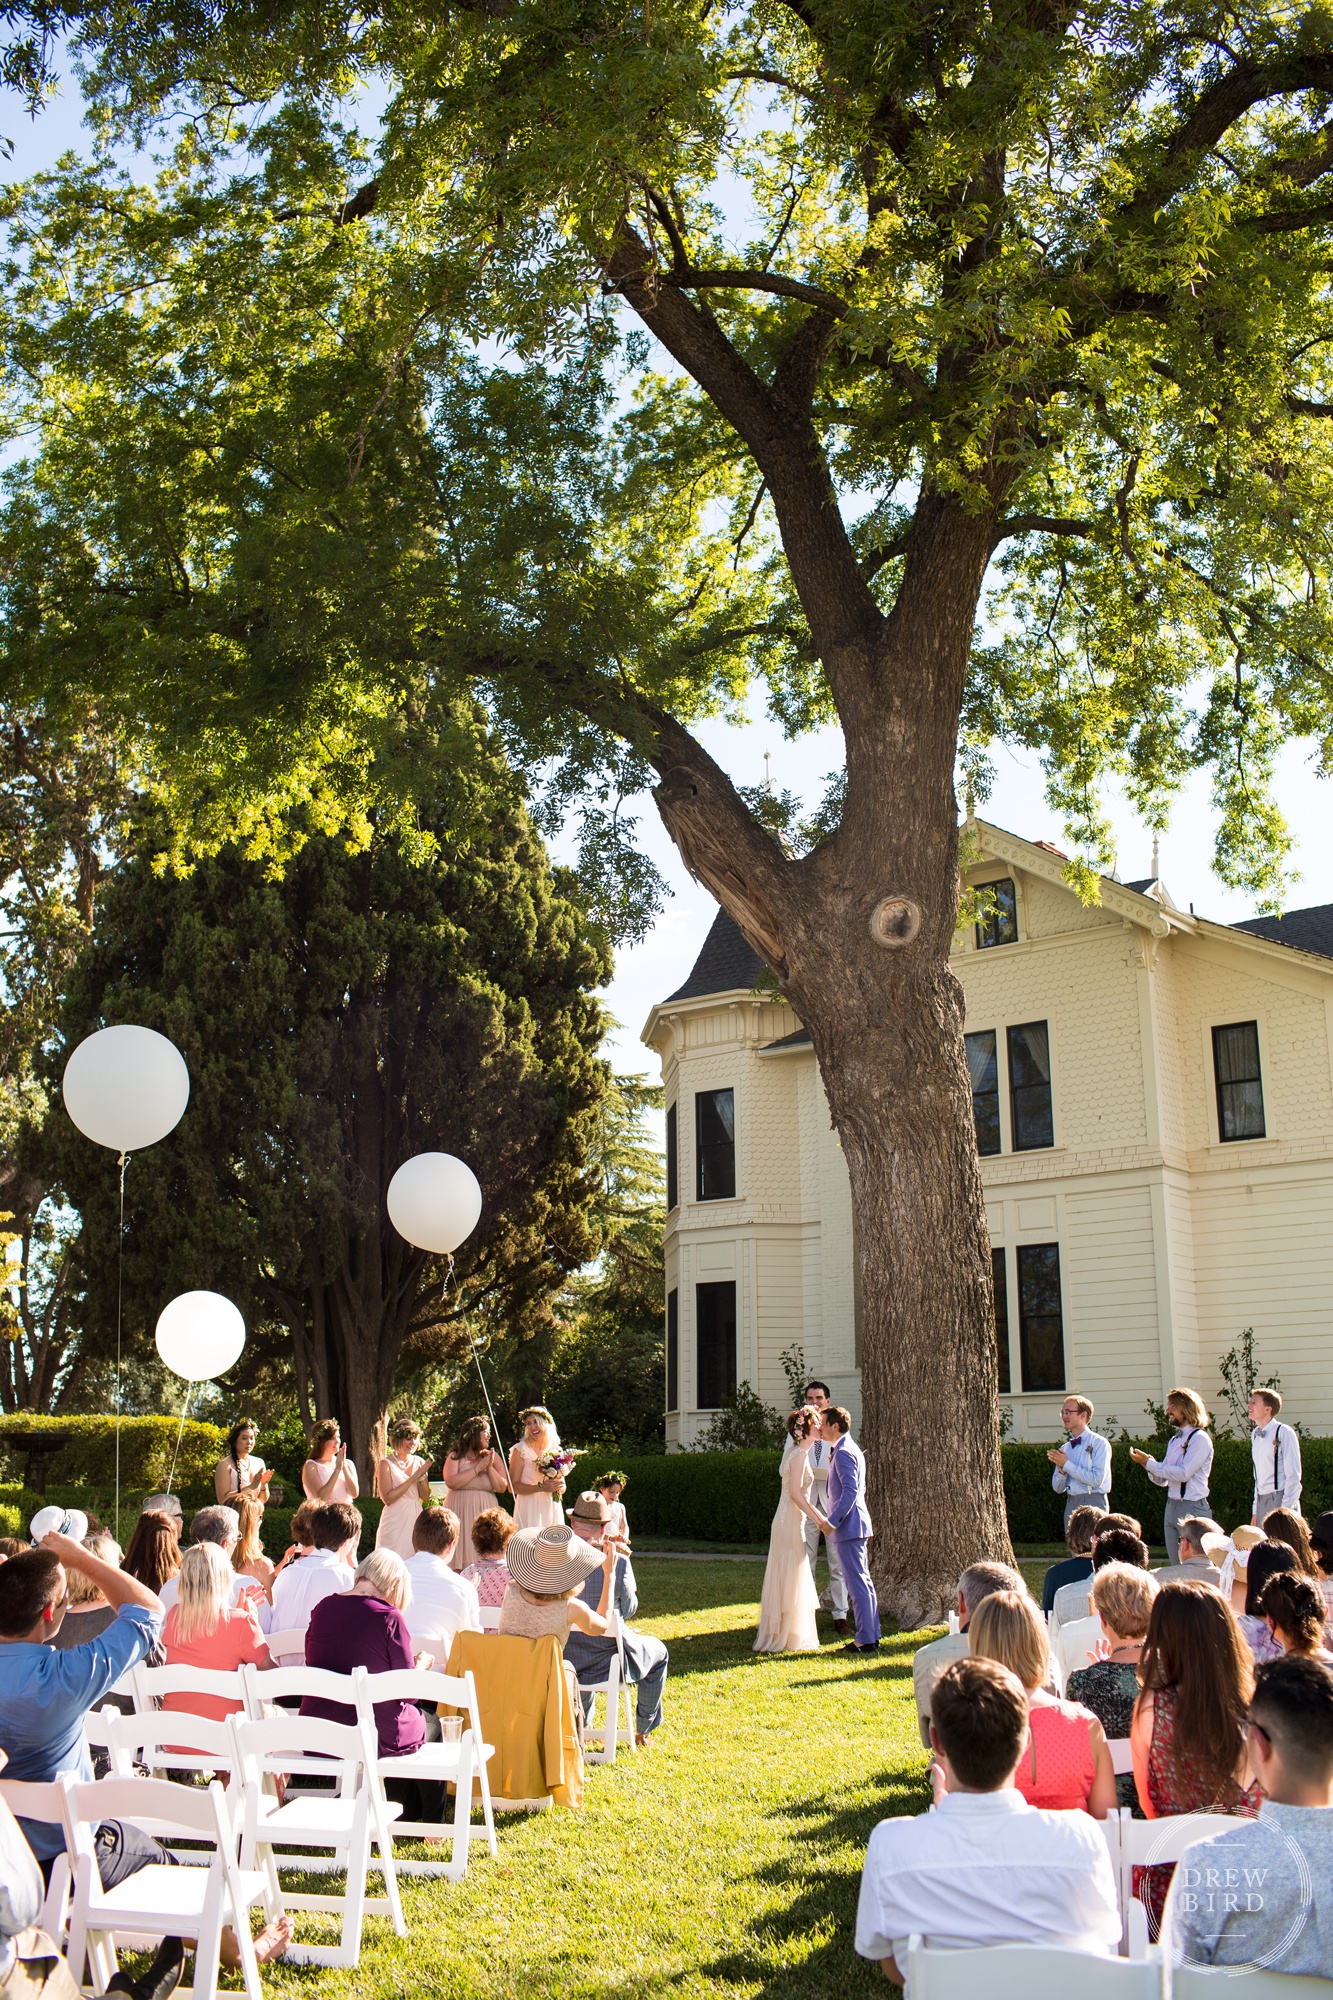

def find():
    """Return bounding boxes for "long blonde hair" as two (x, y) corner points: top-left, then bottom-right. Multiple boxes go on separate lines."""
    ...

(231, 1493), (265, 1570)
(172, 1542), (235, 1644)
(968, 1589), (1051, 1693)
(518, 1406), (558, 1454)
(353, 1548), (410, 1611)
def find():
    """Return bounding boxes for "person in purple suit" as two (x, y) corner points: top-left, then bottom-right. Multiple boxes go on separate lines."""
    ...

(821, 1407), (880, 1653)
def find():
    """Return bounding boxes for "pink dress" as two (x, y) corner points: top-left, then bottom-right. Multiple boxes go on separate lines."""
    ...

(375, 1453), (427, 1558)
(302, 1457), (359, 1505)
(1013, 1698), (1097, 1810)
(444, 1454), (505, 1570)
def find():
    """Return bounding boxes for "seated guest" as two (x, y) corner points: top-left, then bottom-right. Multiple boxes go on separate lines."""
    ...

(1258, 1571), (1333, 1664)
(1041, 1505), (1104, 1613)
(0, 1538), (27, 1561)
(303, 1549), (430, 1757)
(158, 1505), (248, 1615)
(912, 1561), (1025, 1749)
(1051, 1512), (1143, 1635)
(1263, 1507), (1320, 1577)
(269, 1501), (359, 1664)
(969, 1590), (1117, 1818)
(270, 1501), (317, 1589)
(1238, 1539), (1300, 1663)
(404, 1508), (482, 1655)
(1311, 1512), (1333, 1622)
(122, 1509), (180, 1598)
(499, 1522), (615, 1726)
(855, 1657), (1120, 1984)
(1068, 1564), (1157, 1814)
(48, 1531), (122, 1652)
(0, 1753), (81, 1999)
(1174, 1656), (1333, 1976)
(231, 1493), (275, 1599)
(1153, 1514), (1223, 1588)
(565, 1492), (669, 1745)
(459, 1507), (515, 1607)
(139, 1493), (183, 1543)
(1130, 1579), (1259, 1935)
(163, 1543), (275, 1719)
(1055, 1527), (1151, 1685)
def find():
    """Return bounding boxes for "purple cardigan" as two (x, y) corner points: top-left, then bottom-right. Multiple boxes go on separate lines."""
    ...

(301, 1591), (425, 1755)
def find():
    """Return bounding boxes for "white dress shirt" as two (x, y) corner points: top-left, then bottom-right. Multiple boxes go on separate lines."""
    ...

(855, 1789), (1120, 1985)
(1050, 1577), (1093, 1640)
(1251, 1421), (1301, 1510)
(404, 1552), (482, 1655)
(1144, 1425), (1214, 1501)
(269, 1548), (354, 1663)
(1052, 1428), (1112, 1499)
(1054, 1612), (1105, 1689)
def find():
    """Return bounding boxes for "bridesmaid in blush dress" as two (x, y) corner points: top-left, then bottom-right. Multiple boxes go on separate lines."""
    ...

(442, 1416), (510, 1569)
(375, 1415), (432, 1559)
(754, 1407), (825, 1653)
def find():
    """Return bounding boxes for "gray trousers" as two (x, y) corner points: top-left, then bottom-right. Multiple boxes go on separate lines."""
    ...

(804, 1503), (847, 1614)
(1063, 1490), (1109, 1533)
(1162, 1495), (1202, 1564)
(1255, 1492), (1283, 1528)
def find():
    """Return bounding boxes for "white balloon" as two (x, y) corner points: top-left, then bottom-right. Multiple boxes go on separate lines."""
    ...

(387, 1152), (483, 1254)
(63, 1025), (189, 1153)
(155, 1290), (246, 1382)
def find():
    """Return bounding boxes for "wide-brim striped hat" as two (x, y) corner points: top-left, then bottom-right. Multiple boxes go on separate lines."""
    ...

(505, 1524), (603, 1595)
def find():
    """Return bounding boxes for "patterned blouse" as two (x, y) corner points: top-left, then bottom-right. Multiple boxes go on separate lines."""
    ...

(1136, 1683), (1261, 1936)
(1067, 1659), (1142, 1815)
(461, 1557), (510, 1608)
(1237, 1613), (1285, 1664)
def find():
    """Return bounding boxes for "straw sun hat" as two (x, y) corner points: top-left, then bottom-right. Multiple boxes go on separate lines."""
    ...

(1201, 1523), (1266, 1569)
(505, 1524), (604, 1595)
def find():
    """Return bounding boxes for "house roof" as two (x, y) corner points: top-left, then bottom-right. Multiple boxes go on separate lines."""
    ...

(1231, 904), (1333, 962)
(664, 907), (765, 1002)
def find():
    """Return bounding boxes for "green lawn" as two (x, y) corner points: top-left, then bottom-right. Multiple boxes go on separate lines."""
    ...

(252, 1556), (938, 2000)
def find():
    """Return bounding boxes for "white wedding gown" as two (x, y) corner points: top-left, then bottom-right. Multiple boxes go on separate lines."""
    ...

(754, 1449), (821, 1653)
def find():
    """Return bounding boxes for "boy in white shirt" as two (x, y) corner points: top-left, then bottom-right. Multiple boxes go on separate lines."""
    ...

(855, 1657), (1120, 1991)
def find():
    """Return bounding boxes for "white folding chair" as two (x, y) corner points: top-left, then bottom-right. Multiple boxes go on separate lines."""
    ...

(262, 1628), (308, 1667)
(906, 1938), (1159, 1998)
(229, 1710), (405, 1968)
(59, 1772), (269, 2000)
(1111, 1807), (1241, 1954)
(1172, 1970), (1330, 1996)
(946, 1609), (960, 1636)
(581, 1614), (636, 1766)
(131, 1662), (247, 1716)
(350, 1664), (497, 1878)
(478, 1605), (501, 1631)
(0, 1779), (72, 1938)
(100, 1708), (236, 1790)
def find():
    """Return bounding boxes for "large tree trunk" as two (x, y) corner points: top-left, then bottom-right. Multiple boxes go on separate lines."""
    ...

(654, 492), (1015, 1621)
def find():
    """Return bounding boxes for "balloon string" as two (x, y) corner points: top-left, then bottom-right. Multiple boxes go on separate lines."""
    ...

(115, 1151), (127, 1542)
(444, 1255), (513, 1497)
(166, 1379), (191, 1500)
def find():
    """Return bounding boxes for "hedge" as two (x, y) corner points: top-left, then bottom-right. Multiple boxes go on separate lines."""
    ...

(559, 1434), (1333, 1547)
(0, 1415), (226, 1491)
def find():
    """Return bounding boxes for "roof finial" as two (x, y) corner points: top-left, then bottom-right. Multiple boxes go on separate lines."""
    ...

(764, 751), (773, 795)
(1152, 831), (1160, 880)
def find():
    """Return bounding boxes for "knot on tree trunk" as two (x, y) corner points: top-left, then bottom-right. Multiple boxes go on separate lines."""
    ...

(868, 895), (922, 947)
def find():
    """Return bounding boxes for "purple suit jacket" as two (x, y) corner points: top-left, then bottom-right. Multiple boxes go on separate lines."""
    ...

(824, 1435), (873, 1542)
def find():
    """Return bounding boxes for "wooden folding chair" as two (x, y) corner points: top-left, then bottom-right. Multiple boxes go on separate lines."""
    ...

(229, 1710), (405, 1969)
(350, 1664), (497, 1879)
(58, 1772), (269, 2000)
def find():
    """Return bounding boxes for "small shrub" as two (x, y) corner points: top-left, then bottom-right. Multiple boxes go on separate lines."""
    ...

(0, 1415), (225, 1491)
(690, 1383), (786, 1452)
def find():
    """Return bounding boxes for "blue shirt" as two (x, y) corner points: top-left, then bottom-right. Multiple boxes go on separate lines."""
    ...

(0, 1601), (161, 1859)
(1051, 1428), (1111, 1499)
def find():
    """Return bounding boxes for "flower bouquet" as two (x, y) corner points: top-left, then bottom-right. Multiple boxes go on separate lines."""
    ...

(537, 1446), (577, 1481)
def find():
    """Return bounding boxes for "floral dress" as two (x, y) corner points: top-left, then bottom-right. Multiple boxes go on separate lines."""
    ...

(1136, 1684), (1261, 1935)
(1067, 1659), (1142, 1814)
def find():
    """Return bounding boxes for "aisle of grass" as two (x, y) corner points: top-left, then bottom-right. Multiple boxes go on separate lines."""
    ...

(258, 1556), (935, 2000)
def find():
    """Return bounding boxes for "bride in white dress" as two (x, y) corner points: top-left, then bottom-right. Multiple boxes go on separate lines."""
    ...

(754, 1406), (825, 1653)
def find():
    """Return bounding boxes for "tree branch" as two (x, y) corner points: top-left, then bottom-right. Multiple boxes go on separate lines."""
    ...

(991, 514), (1097, 547)
(1120, 54), (1333, 223)
(674, 267), (852, 317)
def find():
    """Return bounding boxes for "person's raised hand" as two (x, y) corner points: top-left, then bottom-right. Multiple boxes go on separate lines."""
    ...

(1128, 1447), (1148, 1465)
(414, 1650), (435, 1672)
(39, 1529), (87, 1567)
(259, 1467), (273, 1486)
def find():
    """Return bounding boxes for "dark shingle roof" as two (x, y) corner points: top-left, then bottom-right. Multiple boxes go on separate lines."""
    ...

(664, 908), (766, 1002)
(1121, 878), (1156, 895)
(1231, 904), (1333, 961)
(761, 1027), (812, 1051)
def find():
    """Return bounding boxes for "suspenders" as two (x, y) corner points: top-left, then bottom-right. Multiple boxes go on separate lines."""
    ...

(1171, 1429), (1195, 1500)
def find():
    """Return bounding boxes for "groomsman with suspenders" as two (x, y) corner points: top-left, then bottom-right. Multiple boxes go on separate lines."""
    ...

(1129, 1386), (1215, 1563)
(1047, 1395), (1112, 1532)
(780, 1380), (849, 1636)
(1249, 1386), (1302, 1527)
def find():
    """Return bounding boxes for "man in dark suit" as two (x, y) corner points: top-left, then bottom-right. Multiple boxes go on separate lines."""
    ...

(822, 1408), (880, 1653)
(564, 1493), (669, 1743)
